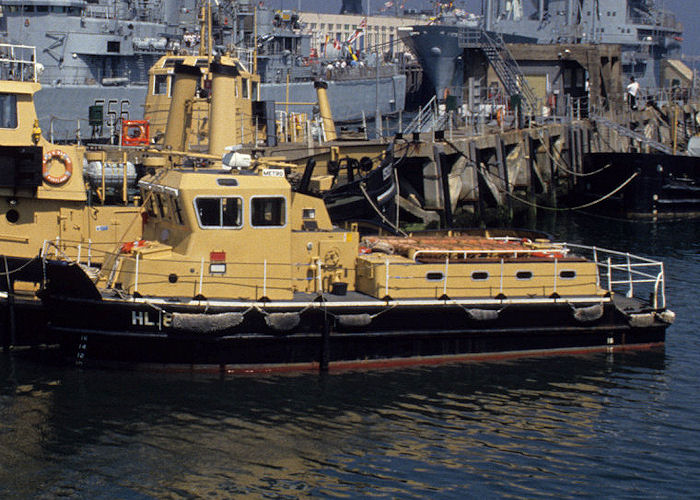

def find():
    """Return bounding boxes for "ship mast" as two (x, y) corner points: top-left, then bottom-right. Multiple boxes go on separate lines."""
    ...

(198, 0), (214, 69)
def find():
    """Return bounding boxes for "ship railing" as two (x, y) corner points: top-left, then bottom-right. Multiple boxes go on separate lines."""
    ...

(0, 44), (38, 83)
(562, 243), (666, 309)
(36, 241), (597, 300)
(403, 95), (438, 134)
(628, 13), (682, 30)
(320, 64), (398, 82)
(232, 47), (255, 73)
(640, 87), (691, 105)
(37, 240), (663, 307)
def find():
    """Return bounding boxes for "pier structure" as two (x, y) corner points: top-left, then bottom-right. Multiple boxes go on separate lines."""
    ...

(393, 122), (592, 226)
(385, 36), (700, 227)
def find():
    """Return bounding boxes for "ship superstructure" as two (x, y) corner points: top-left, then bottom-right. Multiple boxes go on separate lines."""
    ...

(400, 0), (686, 105)
(0, 0), (405, 142)
(483, 0), (683, 89)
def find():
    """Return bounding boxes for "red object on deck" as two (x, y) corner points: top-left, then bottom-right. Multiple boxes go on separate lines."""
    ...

(121, 120), (150, 146)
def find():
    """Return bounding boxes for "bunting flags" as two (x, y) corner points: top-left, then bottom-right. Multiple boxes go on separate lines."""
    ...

(346, 17), (367, 45)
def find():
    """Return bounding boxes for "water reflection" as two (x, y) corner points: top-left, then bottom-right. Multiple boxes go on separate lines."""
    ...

(0, 350), (670, 498)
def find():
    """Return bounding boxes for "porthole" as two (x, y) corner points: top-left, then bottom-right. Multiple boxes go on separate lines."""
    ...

(5, 209), (19, 223)
(426, 271), (444, 281)
(471, 271), (489, 281)
(516, 270), (533, 280)
(560, 270), (576, 279)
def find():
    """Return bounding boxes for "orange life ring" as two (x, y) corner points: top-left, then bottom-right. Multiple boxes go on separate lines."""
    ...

(496, 107), (504, 126)
(121, 120), (150, 146)
(42, 149), (73, 185)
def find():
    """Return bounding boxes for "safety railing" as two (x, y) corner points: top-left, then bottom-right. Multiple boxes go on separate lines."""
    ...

(38, 239), (666, 308)
(403, 95), (438, 134)
(0, 43), (38, 83)
(563, 243), (666, 309)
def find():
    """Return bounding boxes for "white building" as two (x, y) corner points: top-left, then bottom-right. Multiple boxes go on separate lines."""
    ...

(299, 12), (416, 56)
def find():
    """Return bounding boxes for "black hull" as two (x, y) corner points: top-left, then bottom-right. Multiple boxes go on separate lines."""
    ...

(0, 256), (51, 348)
(43, 292), (667, 373)
(323, 161), (396, 224)
(576, 153), (700, 218)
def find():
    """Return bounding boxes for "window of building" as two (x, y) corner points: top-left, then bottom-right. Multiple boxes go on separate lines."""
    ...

(251, 197), (286, 227)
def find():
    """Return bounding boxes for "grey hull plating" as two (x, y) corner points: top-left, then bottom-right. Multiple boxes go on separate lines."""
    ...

(34, 75), (406, 141)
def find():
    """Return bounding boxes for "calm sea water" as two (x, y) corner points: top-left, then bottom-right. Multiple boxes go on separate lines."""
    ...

(1, 213), (699, 499)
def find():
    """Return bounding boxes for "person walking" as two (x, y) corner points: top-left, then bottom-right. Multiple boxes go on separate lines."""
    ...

(626, 76), (640, 110)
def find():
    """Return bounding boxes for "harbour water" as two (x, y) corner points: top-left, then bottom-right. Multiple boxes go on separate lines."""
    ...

(0, 213), (698, 498)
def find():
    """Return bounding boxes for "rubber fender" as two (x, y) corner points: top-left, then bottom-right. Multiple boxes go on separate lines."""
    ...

(627, 313), (655, 328)
(172, 312), (244, 333)
(466, 308), (499, 321)
(265, 312), (301, 331)
(572, 303), (605, 323)
(336, 313), (372, 327)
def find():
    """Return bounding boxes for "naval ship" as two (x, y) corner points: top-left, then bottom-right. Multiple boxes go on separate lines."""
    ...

(399, 0), (685, 103)
(0, 0), (405, 142)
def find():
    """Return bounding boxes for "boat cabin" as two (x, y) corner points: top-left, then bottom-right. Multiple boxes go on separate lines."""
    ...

(106, 165), (359, 300)
(103, 162), (606, 303)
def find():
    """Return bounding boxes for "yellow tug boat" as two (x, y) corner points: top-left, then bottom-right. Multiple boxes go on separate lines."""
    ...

(39, 157), (674, 372)
(0, 44), (675, 371)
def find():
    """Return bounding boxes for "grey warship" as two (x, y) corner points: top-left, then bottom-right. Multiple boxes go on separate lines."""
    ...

(399, 0), (684, 102)
(0, 0), (405, 141)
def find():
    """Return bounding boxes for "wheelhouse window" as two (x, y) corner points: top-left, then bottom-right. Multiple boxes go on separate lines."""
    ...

(144, 195), (157, 217)
(196, 197), (243, 228)
(155, 193), (169, 219)
(251, 197), (285, 227)
(153, 74), (168, 95)
(171, 197), (184, 225)
(0, 94), (17, 129)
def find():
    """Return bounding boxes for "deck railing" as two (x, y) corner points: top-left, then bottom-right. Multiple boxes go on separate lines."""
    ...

(563, 243), (666, 309)
(0, 44), (38, 83)
(38, 239), (666, 308)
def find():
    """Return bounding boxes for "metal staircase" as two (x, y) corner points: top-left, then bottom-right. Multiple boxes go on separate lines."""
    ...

(479, 31), (539, 116)
(590, 113), (674, 155)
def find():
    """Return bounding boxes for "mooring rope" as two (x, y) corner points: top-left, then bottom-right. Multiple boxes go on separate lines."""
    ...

(359, 182), (408, 236)
(499, 171), (640, 211)
(441, 136), (641, 212)
(0, 255), (39, 278)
